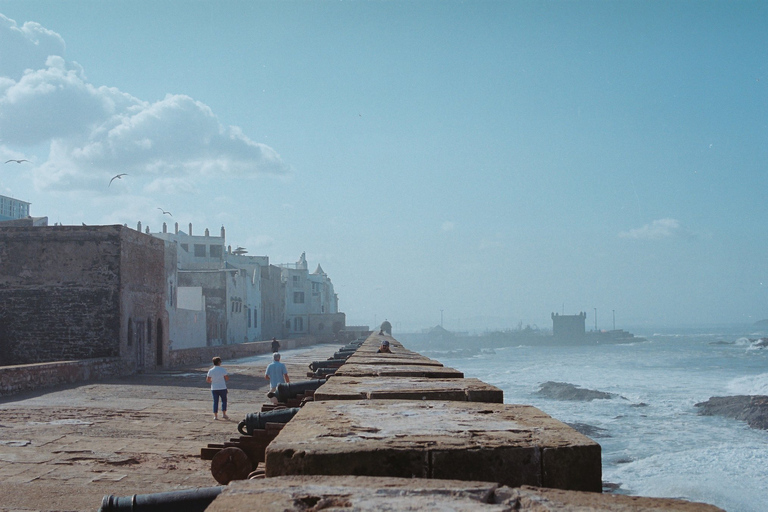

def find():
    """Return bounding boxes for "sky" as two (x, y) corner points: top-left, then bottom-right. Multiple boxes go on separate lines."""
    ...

(1, 1), (767, 333)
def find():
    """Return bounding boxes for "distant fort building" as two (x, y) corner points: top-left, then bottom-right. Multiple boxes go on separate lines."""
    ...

(551, 312), (587, 340)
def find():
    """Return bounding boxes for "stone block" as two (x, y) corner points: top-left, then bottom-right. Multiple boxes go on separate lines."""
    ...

(315, 376), (503, 403)
(265, 400), (601, 492)
(333, 363), (464, 379)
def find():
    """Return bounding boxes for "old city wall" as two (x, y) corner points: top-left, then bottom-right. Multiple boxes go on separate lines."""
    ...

(0, 357), (130, 397)
(0, 226), (124, 365)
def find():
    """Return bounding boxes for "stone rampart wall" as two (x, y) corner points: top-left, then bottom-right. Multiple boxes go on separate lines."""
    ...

(0, 357), (130, 397)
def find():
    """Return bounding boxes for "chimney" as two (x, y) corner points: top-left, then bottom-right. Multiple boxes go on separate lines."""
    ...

(188, 223), (192, 236)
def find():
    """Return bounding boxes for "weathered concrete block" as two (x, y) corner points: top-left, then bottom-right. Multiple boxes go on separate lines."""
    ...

(265, 400), (601, 492)
(333, 363), (464, 379)
(315, 376), (503, 403)
(208, 478), (726, 511)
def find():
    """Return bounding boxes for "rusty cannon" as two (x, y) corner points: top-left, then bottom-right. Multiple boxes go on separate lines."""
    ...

(238, 407), (301, 436)
(274, 379), (326, 404)
(99, 486), (225, 512)
(308, 359), (347, 372)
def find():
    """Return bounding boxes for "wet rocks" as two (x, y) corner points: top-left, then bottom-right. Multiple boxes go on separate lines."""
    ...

(535, 381), (618, 401)
(695, 395), (768, 430)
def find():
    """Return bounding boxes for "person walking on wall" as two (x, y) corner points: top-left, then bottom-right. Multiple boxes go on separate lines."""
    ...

(265, 352), (289, 404)
(271, 337), (280, 353)
(206, 356), (230, 420)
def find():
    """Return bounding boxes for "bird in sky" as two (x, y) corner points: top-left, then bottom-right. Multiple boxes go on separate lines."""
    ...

(5, 159), (29, 164)
(109, 173), (128, 186)
(157, 208), (172, 216)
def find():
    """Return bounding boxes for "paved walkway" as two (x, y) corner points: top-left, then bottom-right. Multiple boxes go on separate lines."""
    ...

(0, 344), (338, 512)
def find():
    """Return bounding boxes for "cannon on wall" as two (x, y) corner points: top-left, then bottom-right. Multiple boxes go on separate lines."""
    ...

(238, 407), (301, 436)
(99, 486), (225, 512)
(274, 379), (326, 404)
(308, 359), (346, 372)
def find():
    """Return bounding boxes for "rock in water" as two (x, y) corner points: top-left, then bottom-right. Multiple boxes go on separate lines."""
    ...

(695, 395), (768, 430)
(535, 381), (618, 401)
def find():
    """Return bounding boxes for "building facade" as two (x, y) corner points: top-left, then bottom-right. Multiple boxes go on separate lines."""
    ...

(0, 194), (30, 222)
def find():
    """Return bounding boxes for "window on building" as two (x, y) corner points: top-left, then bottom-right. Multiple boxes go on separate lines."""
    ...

(247, 308), (251, 328)
(210, 245), (223, 258)
(254, 309), (258, 328)
(294, 316), (303, 331)
(293, 292), (305, 303)
(180, 243), (189, 252)
(292, 275), (300, 287)
(194, 244), (206, 257)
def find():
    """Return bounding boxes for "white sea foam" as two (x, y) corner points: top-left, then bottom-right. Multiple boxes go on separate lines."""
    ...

(727, 373), (768, 395)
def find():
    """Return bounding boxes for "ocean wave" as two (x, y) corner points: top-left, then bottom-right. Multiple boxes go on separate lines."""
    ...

(726, 373), (768, 395)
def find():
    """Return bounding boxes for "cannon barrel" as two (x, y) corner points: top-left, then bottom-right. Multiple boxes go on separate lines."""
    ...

(99, 486), (225, 512)
(275, 379), (325, 403)
(308, 359), (346, 371)
(238, 407), (300, 435)
(332, 351), (354, 360)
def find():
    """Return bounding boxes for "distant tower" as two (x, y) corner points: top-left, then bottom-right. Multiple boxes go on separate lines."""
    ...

(551, 312), (587, 340)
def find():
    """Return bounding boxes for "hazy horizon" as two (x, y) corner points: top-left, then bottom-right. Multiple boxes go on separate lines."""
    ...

(2, 1), (767, 332)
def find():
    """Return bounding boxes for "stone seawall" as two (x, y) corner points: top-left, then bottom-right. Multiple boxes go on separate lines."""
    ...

(203, 332), (727, 511)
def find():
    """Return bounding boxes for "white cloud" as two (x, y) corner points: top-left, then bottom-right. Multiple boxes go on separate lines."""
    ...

(619, 218), (691, 240)
(0, 14), (289, 193)
(0, 14), (66, 80)
(441, 221), (455, 232)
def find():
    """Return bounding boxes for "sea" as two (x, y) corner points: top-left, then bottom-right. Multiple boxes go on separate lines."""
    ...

(400, 327), (768, 512)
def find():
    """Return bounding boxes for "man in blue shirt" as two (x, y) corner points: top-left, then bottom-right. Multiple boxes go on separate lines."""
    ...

(265, 352), (289, 403)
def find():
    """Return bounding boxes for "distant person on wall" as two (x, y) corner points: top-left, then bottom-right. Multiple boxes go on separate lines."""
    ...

(377, 339), (392, 353)
(206, 357), (230, 420)
(271, 337), (280, 353)
(265, 352), (290, 404)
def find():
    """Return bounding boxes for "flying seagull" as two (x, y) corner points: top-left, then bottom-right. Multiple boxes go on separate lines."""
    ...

(157, 208), (172, 216)
(5, 159), (29, 164)
(109, 173), (128, 186)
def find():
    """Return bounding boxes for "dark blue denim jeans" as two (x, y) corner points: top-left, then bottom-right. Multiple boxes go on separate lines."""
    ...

(211, 389), (228, 413)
